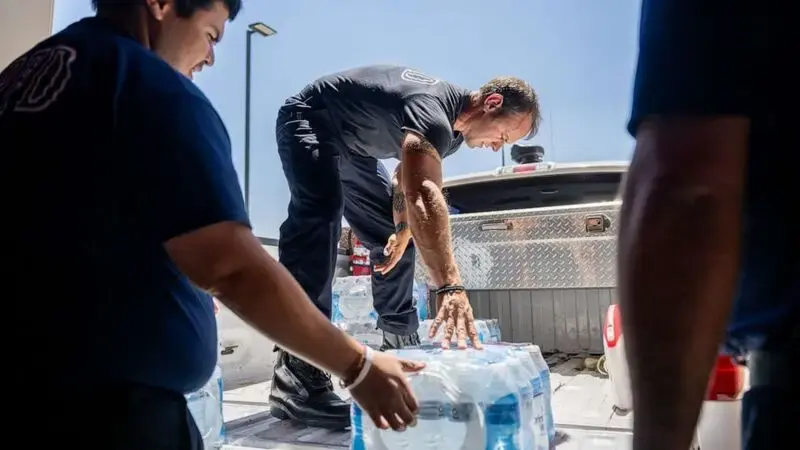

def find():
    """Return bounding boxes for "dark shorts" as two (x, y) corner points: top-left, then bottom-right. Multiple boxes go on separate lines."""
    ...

(16, 382), (202, 449)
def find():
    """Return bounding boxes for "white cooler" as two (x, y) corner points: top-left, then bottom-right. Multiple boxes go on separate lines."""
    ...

(602, 304), (632, 412)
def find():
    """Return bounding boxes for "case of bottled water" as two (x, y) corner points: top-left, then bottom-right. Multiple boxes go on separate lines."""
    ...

(186, 364), (225, 449)
(494, 344), (555, 443)
(351, 346), (551, 450)
(417, 319), (501, 345)
(332, 276), (430, 324)
(336, 320), (384, 350)
(484, 346), (549, 449)
(332, 276), (376, 322)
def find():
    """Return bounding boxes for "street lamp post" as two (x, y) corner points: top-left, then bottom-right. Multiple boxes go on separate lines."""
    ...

(244, 22), (277, 212)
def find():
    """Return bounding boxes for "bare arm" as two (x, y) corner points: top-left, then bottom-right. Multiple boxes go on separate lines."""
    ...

(399, 132), (459, 287)
(166, 222), (364, 379)
(619, 117), (747, 449)
(391, 164), (410, 236)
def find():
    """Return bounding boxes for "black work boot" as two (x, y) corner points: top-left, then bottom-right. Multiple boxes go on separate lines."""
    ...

(380, 330), (421, 351)
(268, 348), (351, 429)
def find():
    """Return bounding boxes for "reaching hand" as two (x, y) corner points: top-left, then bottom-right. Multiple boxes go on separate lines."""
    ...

(374, 229), (412, 275)
(349, 351), (425, 431)
(429, 290), (482, 349)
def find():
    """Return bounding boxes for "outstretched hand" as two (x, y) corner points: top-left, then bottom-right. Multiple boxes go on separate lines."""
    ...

(428, 290), (482, 349)
(374, 229), (412, 275)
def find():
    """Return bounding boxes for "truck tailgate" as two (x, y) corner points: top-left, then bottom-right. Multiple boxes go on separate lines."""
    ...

(221, 357), (633, 449)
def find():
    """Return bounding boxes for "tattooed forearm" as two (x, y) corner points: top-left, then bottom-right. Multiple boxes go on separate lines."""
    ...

(392, 189), (406, 213)
(395, 221), (408, 233)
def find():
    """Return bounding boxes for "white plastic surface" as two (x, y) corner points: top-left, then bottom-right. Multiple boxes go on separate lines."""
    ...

(602, 306), (632, 412)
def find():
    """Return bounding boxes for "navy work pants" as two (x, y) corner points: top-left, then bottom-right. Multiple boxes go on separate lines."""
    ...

(275, 103), (419, 335)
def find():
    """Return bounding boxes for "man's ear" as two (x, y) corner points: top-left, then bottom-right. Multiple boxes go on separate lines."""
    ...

(144, 0), (171, 21)
(483, 93), (504, 113)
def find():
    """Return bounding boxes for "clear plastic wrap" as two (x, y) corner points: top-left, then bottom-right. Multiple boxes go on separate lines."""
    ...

(332, 276), (376, 322)
(494, 343), (555, 444)
(336, 320), (384, 350)
(351, 347), (528, 450)
(485, 346), (549, 449)
(186, 365), (225, 449)
(332, 276), (429, 324)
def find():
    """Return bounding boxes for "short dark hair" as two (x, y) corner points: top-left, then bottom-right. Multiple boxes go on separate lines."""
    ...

(92, 0), (242, 20)
(479, 76), (541, 137)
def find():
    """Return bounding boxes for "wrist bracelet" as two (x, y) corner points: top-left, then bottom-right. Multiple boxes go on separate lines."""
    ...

(435, 284), (466, 295)
(340, 346), (373, 391)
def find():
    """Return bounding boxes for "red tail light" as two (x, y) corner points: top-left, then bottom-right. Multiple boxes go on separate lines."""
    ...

(706, 355), (745, 401)
(497, 162), (555, 175)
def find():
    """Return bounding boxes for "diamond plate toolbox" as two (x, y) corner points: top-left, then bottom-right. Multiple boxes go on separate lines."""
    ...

(415, 202), (621, 290)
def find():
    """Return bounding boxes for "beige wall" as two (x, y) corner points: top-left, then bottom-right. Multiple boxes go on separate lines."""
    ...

(0, 0), (55, 69)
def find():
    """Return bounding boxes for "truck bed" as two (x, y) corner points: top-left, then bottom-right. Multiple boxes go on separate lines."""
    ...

(222, 356), (634, 450)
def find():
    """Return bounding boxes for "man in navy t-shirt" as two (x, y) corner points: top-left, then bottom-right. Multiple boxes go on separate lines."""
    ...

(619, 1), (796, 449)
(4, 1), (427, 446)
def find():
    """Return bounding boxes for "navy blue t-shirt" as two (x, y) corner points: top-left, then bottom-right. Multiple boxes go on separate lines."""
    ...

(291, 65), (470, 160)
(2, 18), (249, 393)
(629, 0), (797, 354)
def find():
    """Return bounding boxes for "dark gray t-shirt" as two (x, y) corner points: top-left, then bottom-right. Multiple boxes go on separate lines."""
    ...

(293, 65), (471, 160)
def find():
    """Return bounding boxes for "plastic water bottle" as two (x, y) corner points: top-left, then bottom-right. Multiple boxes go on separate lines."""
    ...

(186, 365), (225, 449)
(519, 345), (555, 443)
(413, 280), (429, 321)
(481, 352), (523, 450)
(337, 321), (383, 350)
(475, 320), (492, 344)
(484, 346), (542, 450)
(336, 276), (375, 322)
(511, 349), (549, 450)
(331, 277), (350, 322)
(485, 320), (502, 343)
(504, 352), (536, 450)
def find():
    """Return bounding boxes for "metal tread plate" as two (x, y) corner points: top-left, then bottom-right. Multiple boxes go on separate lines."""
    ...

(415, 202), (621, 290)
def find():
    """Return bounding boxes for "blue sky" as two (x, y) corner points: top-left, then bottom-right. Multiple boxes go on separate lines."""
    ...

(53, 0), (641, 237)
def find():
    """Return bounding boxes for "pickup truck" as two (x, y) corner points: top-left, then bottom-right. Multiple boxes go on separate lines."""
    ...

(216, 153), (743, 449)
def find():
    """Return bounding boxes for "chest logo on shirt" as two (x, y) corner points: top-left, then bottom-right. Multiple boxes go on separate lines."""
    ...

(401, 69), (440, 86)
(0, 45), (77, 116)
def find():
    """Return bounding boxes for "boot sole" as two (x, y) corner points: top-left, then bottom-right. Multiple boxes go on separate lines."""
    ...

(269, 401), (351, 430)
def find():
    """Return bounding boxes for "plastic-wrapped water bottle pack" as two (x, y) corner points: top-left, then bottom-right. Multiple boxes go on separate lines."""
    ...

(336, 320), (384, 350)
(185, 300), (226, 450)
(332, 276), (429, 324)
(186, 365), (225, 450)
(351, 344), (555, 450)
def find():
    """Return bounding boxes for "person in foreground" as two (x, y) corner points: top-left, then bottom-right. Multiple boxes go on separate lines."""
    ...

(270, 65), (541, 428)
(4, 1), (423, 447)
(619, 1), (795, 450)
